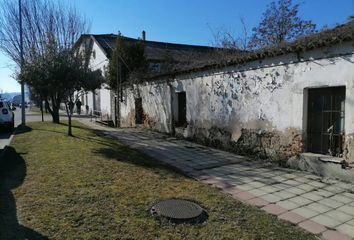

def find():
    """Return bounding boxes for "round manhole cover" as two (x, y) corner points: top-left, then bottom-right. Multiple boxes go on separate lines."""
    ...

(151, 199), (204, 221)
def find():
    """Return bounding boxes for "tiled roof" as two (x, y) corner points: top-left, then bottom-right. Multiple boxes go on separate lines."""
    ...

(75, 21), (354, 80)
(80, 34), (215, 62)
(147, 21), (354, 79)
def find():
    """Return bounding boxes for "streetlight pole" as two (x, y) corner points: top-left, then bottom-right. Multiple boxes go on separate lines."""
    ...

(19, 0), (25, 126)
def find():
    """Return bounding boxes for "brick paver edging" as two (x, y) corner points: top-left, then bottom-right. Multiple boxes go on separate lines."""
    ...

(201, 176), (352, 240)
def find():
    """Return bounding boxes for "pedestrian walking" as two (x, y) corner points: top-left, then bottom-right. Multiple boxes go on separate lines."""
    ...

(76, 100), (82, 115)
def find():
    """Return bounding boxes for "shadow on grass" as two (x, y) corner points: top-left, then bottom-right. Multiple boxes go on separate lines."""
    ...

(71, 128), (188, 177)
(154, 210), (209, 226)
(28, 122), (86, 137)
(14, 125), (33, 135)
(18, 122), (187, 177)
(92, 141), (188, 177)
(0, 146), (48, 240)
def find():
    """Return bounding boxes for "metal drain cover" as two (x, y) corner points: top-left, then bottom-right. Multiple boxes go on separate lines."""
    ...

(151, 199), (203, 220)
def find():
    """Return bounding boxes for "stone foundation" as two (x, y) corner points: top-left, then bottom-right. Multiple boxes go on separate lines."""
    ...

(234, 129), (303, 161)
(343, 134), (354, 164)
(182, 126), (304, 162)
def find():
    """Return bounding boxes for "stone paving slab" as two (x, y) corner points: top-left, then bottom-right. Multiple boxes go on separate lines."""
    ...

(299, 220), (327, 234)
(78, 118), (354, 239)
(279, 211), (307, 224)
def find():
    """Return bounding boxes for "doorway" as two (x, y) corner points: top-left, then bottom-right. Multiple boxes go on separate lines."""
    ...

(307, 87), (345, 156)
(176, 92), (186, 127)
(135, 97), (143, 124)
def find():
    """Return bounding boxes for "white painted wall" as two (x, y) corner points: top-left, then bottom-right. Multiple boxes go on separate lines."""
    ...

(119, 41), (354, 161)
(86, 91), (94, 114)
(99, 85), (111, 120)
(79, 37), (111, 118)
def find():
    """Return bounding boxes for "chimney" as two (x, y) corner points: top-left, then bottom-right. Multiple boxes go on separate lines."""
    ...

(141, 30), (146, 41)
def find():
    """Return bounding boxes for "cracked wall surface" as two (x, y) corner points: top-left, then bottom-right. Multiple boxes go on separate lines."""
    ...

(119, 42), (354, 163)
(120, 83), (172, 132)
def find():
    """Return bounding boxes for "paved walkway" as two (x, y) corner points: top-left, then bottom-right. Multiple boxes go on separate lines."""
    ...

(78, 118), (354, 240)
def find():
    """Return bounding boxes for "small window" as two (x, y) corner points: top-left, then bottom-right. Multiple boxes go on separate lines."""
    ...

(92, 50), (96, 59)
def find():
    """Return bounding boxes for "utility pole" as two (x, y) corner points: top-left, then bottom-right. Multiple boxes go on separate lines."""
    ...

(19, 0), (25, 126)
(116, 43), (120, 128)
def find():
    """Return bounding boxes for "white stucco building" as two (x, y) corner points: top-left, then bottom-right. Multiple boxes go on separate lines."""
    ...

(74, 32), (215, 124)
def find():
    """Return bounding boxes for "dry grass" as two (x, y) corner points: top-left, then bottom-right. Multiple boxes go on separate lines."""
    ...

(0, 121), (316, 240)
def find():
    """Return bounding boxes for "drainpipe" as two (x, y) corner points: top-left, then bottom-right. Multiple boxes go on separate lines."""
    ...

(92, 90), (96, 112)
(167, 81), (175, 135)
(114, 96), (118, 127)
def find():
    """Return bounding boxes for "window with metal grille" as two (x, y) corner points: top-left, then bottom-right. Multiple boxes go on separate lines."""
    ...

(307, 87), (345, 156)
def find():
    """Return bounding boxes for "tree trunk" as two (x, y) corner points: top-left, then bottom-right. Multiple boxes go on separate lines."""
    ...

(46, 96), (60, 124)
(68, 114), (72, 136)
(52, 108), (60, 123)
(40, 98), (44, 122)
(65, 102), (73, 136)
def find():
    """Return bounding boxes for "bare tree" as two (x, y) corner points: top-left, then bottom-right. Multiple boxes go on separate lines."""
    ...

(209, 17), (250, 51)
(20, 39), (103, 134)
(0, 0), (90, 123)
(0, 0), (88, 64)
(249, 0), (316, 49)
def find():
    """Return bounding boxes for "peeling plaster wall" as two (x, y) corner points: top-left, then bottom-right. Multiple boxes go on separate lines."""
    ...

(120, 82), (172, 133)
(120, 87), (135, 128)
(120, 41), (354, 162)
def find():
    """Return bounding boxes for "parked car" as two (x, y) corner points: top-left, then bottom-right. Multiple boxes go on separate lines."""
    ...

(19, 102), (29, 108)
(0, 99), (15, 131)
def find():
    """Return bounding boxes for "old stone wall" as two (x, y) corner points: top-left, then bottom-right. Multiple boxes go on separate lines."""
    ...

(344, 134), (354, 164)
(182, 126), (303, 162)
(119, 41), (354, 163)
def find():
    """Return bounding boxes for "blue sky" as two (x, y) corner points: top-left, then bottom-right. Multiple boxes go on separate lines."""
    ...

(0, 0), (353, 93)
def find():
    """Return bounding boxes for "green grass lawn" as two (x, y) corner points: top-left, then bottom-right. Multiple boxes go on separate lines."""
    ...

(27, 106), (42, 113)
(0, 122), (316, 240)
(27, 106), (50, 114)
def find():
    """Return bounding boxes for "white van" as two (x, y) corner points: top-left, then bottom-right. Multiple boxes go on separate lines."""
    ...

(0, 99), (15, 131)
